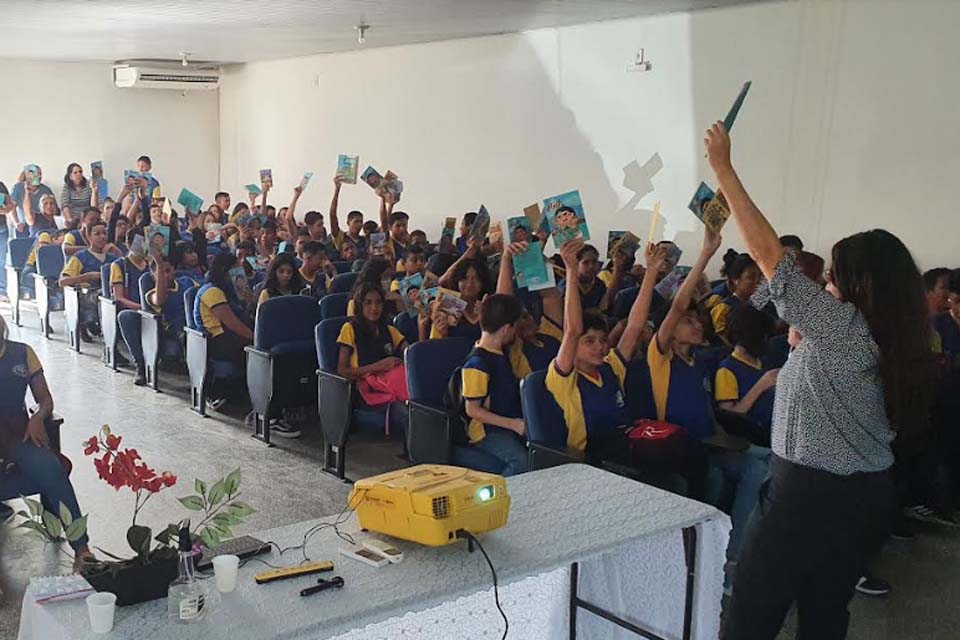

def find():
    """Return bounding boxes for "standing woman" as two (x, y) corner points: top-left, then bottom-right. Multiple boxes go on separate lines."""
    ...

(59, 163), (98, 227)
(706, 124), (935, 639)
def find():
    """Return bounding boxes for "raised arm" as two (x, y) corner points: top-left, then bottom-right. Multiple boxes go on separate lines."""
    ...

(378, 192), (395, 232)
(22, 184), (36, 226)
(151, 258), (170, 309)
(555, 239), (586, 375)
(497, 242), (525, 295)
(90, 181), (99, 209)
(286, 186), (302, 239)
(600, 252), (629, 313)
(655, 229), (721, 353)
(438, 237), (479, 288)
(329, 175), (345, 239)
(617, 243), (666, 360)
(704, 122), (783, 280)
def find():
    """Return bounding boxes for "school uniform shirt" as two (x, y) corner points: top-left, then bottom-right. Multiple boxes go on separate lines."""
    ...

(430, 316), (482, 341)
(299, 268), (327, 299)
(933, 313), (960, 356)
(61, 249), (118, 280)
(24, 232), (52, 267)
(545, 350), (629, 452)
(715, 351), (775, 429)
(509, 334), (561, 380)
(598, 269), (639, 292)
(647, 340), (715, 440)
(331, 230), (367, 259)
(146, 276), (198, 333)
(710, 295), (744, 341)
(386, 237), (407, 262)
(461, 346), (524, 444)
(0, 340), (42, 419)
(456, 236), (469, 255)
(63, 229), (87, 249)
(558, 277), (608, 312)
(538, 314), (563, 343)
(109, 256), (147, 305)
(336, 321), (405, 369)
(194, 283), (230, 337)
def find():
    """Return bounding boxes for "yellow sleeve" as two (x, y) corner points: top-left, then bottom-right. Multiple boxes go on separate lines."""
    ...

(390, 279), (400, 293)
(61, 256), (82, 278)
(257, 289), (271, 306)
(201, 286), (228, 309)
(545, 360), (587, 452)
(24, 346), (43, 376)
(37, 232), (51, 244)
(604, 349), (628, 387)
(388, 325), (405, 349)
(539, 314), (563, 342)
(647, 339), (672, 421)
(332, 229), (345, 250)
(336, 322), (357, 350)
(509, 340), (532, 381)
(346, 299), (355, 317)
(598, 270), (613, 288)
(64, 233), (77, 246)
(715, 367), (740, 402)
(711, 303), (730, 338)
(109, 261), (124, 285)
(931, 330), (943, 354)
(462, 367), (490, 400)
(704, 294), (722, 310)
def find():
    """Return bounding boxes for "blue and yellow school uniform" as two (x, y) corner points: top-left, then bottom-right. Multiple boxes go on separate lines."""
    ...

(109, 257), (147, 305)
(63, 229), (86, 249)
(299, 268), (327, 299)
(703, 281), (732, 310)
(0, 341), (42, 420)
(933, 313), (960, 356)
(61, 249), (118, 279)
(332, 230), (367, 259)
(336, 321), (405, 369)
(462, 346), (524, 444)
(709, 294), (744, 342)
(147, 276), (198, 333)
(24, 232), (53, 267)
(194, 283), (230, 337)
(430, 316), (482, 341)
(598, 270), (638, 292)
(715, 352), (775, 429)
(538, 314), (563, 343)
(509, 334), (561, 380)
(545, 350), (628, 452)
(455, 236), (469, 255)
(647, 340), (714, 440)
(559, 277), (608, 312)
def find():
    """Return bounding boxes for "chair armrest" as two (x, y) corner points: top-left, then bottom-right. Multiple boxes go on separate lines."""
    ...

(317, 370), (354, 445)
(528, 441), (585, 470)
(245, 347), (273, 414)
(407, 400), (454, 464)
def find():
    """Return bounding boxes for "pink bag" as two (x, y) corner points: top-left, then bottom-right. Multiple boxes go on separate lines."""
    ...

(356, 364), (409, 408)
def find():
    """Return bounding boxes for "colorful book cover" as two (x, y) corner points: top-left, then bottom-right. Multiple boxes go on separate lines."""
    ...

(205, 223), (222, 241)
(259, 169), (273, 188)
(246, 256), (268, 272)
(337, 155), (359, 184)
(487, 221), (503, 245)
(687, 182), (730, 234)
(176, 188), (203, 215)
(369, 232), (388, 256)
(513, 240), (551, 290)
(724, 81), (752, 133)
(229, 266), (253, 302)
(361, 166), (383, 191)
(378, 170), (403, 199)
(607, 231), (626, 259)
(437, 289), (467, 322)
(146, 225), (170, 257)
(470, 206), (491, 243)
(523, 203), (542, 231)
(419, 286), (440, 309)
(611, 231), (641, 259)
(655, 269), (684, 301)
(398, 273), (425, 312)
(245, 183), (262, 195)
(0, 194), (5, 207)
(543, 190), (590, 249)
(528, 252), (557, 292)
(439, 217), (457, 254)
(507, 216), (533, 244)
(129, 234), (145, 257)
(90, 161), (103, 180)
(23, 165), (40, 186)
(123, 169), (142, 185)
(299, 172), (314, 189)
(664, 243), (683, 272)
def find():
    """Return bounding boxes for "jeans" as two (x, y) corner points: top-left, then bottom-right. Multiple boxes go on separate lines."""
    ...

(118, 310), (184, 368)
(0, 442), (89, 551)
(473, 427), (529, 477)
(78, 290), (98, 326)
(20, 264), (36, 296)
(705, 445), (770, 562)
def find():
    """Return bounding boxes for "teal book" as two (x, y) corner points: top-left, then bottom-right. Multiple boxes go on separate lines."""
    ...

(176, 188), (203, 215)
(724, 81), (752, 133)
(543, 190), (590, 249)
(337, 155), (359, 184)
(513, 240), (553, 291)
(245, 183), (262, 195)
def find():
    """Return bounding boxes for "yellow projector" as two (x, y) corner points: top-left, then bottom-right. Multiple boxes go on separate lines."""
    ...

(350, 465), (510, 547)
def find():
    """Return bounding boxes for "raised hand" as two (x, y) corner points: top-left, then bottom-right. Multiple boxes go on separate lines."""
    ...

(559, 238), (584, 270)
(702, 227), (722, 257)
(644, 242), (667, 272)
(505, 241), (529, 257)
(704, 121), (733, 177)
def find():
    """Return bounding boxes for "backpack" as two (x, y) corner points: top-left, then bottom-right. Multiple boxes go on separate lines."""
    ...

(443, 347), (497, 446)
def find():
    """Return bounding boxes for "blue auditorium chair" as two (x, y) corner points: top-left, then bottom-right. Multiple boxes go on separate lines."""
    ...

(404, 338), (504, 473)
(137, 273), (162, 391)
(245, 296), (323, 444)
(319, 292), (350, 320)
(328, 271), (359, 295)
(98, 263), (122, 370)
(34, 245), (64, 339)
(6, 237), (32, 327)
(333, 261), (355, 274)
(184, 286), (240, 416)
(392, 311), (419, 346)
(519, 369), (584, 470)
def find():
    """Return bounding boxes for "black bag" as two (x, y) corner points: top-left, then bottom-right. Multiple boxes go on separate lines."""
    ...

(442, 347), (496, 446)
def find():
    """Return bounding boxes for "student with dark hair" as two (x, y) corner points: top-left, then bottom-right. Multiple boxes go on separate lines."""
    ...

(257, 252), (305, 306)
(329, 174), (367, 259)
(409, 229), (428, 251)
(456, 212), (478, 255)
(385, 210), (410, 262)
(924, 267), (951, 319)
(63, 207), (102, 256)
(778, 234), (803, 252)
(392, 245), (427, 292)
(135, 155), (160, 215)
(598, 246), (639, 295)
(558, 243), (609, 313)
(299, 241), (331, 299)
(59, 162), (97, 226)
(431, 254), (489, 341)
(109, 237), (148, 313)
(361, 220), (379, 238)
(710, 252), (762, 342)
(715, 305), (779, 432)
(706, 122), (937, 639)
(347, 257), (400, 317)
(214, 192), (231, 215)
(460, 294), (529, 476)
(59, 220), (118, 342)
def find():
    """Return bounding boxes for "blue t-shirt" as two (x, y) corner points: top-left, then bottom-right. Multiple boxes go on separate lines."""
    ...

(715, 352), (775, 429)
(461, 346), (523, 444)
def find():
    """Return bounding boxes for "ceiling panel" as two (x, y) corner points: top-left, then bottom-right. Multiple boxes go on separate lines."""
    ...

(2, 0), (770, 64)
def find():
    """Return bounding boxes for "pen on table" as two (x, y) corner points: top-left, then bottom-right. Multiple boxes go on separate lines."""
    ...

(300, 576), (344, 597)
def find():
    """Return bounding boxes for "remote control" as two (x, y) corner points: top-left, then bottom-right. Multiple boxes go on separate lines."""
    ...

(254, 561), (335, 584)
(339, 545), (389, 568)
(362, 540), (403, 564)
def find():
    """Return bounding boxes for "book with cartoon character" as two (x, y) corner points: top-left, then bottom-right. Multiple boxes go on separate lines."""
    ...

(655, 269), (684, 301)
(543, 190), (590, 249)
(259, 169), (273, 188)
(146, 225), (170, 257)
(439, 217), (457, 254)
(23, 165), (40, 186)
(688, 183), (731, 234)
(229, 266), (253, 302)
(398, 273), (425, 312)
(361, 166), (383, 192)
(436, 289), (467, 323)
(336, 155), (359, 184)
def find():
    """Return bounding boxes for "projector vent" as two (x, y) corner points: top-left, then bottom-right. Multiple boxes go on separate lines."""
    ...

(431, 496), (450, 519)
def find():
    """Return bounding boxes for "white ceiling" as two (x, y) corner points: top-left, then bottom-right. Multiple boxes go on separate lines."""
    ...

(3, 0), (768, 65)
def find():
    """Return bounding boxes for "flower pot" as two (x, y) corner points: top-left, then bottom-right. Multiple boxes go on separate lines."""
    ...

(83, 555), (179, 606)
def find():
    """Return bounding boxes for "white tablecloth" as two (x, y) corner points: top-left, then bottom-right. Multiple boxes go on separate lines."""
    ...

(20, 464), (730, 640)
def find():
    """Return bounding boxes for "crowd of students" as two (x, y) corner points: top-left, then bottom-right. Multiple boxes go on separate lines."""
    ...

(2, 145), (959, 629)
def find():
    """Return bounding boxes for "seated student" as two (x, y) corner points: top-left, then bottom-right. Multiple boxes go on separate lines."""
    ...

(336, 281), (410, 438)
(347, 257), (401, 317)
(294, 229), (311, 261)
(647, 228), (768, 567)
(173, 240), (204, 280)
(461, 294), (530, 476)
(431, 252), (489, 341)
(63, 206), (102, 256)
(409, 229), (429, 253)
(118, 251), (198, 385)
(303, 210), (327, 244)
(194, 253), (254, 409)
(455, 212), (477, 255)
(933, 273), (960, 360)
(111, 215), (130, 255)
(709, 252), (762, 342)
(109, 237), (148, 311)
(392, 245), (428, 292)
(558, 244), (611, 313)
(329, 174), (367, 259)
(598, 246), (640, 294)
(20, 229), (65, 298)
(299, 241), (333, 299)
(778, 234), (804, 253)
(925, 267), (951, 319)
(0, 315), (92, 568)
(384, 210), (410, 265)
(715, 305), (779, 433)
(59, 220), (119, 341)
(258, 220), (279, 259)
(257, 252), (306, 306)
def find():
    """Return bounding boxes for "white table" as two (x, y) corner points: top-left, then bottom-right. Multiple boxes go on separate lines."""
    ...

(20, 464), (730, 640)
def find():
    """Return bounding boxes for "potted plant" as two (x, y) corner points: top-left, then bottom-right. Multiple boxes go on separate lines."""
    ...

(15, 425), (256, 606)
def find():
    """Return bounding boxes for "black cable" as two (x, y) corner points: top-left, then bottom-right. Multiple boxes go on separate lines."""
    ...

(457, 530), (508, 640)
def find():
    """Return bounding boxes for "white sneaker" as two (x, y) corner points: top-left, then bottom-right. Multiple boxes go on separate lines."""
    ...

(270, 422), (302, 439)
(206, 397), (227, 411)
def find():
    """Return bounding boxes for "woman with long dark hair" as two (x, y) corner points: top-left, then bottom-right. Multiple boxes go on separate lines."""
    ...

(257, 252), (305, 306)
(59, 162), (98, 227)
(705, 123), (935, 639)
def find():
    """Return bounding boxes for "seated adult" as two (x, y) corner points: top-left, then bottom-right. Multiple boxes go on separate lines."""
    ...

(59, 163), (98, 227)
(59, 221), (119, 342)
(0, 315), (92, 567)
(20, 191), (58, 238)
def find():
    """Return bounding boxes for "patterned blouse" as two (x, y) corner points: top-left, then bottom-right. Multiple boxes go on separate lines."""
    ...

(768, 252), (894, 475)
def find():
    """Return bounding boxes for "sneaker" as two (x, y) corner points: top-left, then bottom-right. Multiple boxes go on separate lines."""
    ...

(270, 422), (302, 439)
(206, 397), (228, 411)
(133, 366), (147, 387)
(856, 574), (892, 597)
(904, 505), (959, 527)
(79, 326), (94, 344)
(244, 411), (257, 427)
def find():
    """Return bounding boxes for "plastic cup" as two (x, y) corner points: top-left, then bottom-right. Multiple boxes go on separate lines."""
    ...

(86, 592), (117, 634)
(212, 554), (240, 593)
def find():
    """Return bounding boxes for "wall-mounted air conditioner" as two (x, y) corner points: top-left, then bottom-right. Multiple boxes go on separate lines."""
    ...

(113, 65), (221, 90)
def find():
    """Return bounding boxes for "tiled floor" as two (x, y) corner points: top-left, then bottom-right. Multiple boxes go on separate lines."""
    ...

(1, 301), (958, 639)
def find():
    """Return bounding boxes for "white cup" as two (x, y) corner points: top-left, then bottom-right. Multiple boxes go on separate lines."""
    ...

(86, 592), (117, 634)
(212, 554), (240, 593)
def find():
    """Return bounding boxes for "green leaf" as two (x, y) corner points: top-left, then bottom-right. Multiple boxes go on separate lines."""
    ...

(24, 497), (42, 518)
(208, 480), (226, 507)
(214, 524), (234, 538)
(228, 502), (256, 518)
(17, 519), (49, 538)
(177, 496), (205, 511)
(195, 478), (207, 497)
(199, 527), (220, 548)
(126, 524), (152, 558)
(224, 468), (241, 497)
(65, 516), (88, 543)
(58, 502), (74, 527)
(212, 512), (235, 527)
(42, 510), (63, 539)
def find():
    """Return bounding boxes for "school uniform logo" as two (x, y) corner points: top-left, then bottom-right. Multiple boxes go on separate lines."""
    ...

(615, 390), (625, 408)
(12, 364), (30, 378)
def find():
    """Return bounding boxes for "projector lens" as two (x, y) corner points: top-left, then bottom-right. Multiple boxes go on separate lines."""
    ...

(478, 486), (494, 502)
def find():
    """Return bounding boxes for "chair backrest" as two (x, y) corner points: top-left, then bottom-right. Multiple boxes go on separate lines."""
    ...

(520, 369), (568, 449)
(7, 238), (33, 269)
(319, 292), (351, 320)
(696, 345), (732, 382)
(404, 337), (476, 408)
(613, 286), (639, 319)
(315, 317), (349, 373)
(183, 286), (199, 330)
(254, 295), (324, 351)
(393, 312), (419, 345)
(36, 245), (65, 279)
(138, 273), (156, 305)
(623, 359), (657, 421)
(333, 261), (354, 274)
(328, 271), (359, 294)
(99, 263), (113, 297)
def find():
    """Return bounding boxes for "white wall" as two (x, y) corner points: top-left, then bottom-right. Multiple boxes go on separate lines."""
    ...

(0, 59), (219, 212)
(219, 0), (960, 270)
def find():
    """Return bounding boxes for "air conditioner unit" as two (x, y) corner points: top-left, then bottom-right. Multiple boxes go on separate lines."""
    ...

(113, 65), (221, 91)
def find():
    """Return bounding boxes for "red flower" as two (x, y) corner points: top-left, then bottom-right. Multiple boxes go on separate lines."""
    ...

(83, 436), (100, 456)
(105, 434), (122, 451)
(143, 477), (163, 493)
(161, 472), (177, 487)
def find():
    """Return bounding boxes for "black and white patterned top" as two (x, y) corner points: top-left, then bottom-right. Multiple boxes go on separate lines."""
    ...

(768, 252), (894, 475)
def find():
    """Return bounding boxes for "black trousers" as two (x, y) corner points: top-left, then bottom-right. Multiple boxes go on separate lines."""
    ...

(721, 455), (895, 640)
(207, 330), (252, 399)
